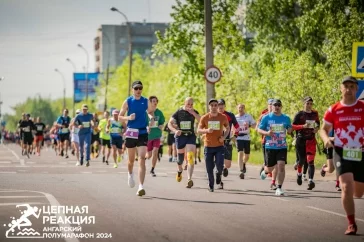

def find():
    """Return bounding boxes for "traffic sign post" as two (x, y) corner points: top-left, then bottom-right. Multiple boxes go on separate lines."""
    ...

(204, 65), (222, 84)
(352, 42), (364, 78)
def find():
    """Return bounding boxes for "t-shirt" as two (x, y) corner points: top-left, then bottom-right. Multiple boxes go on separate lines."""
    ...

(93, 119), (100, 135)
(19, 120), (35, 134)
(98, 119), (110, 140)
(235, 113), (256, 141)
(292, 110), (320, 140)
(258, 113), (292, 149)
(34, 122), (46, 136)
(199, 113), (229, 147)
(126, 96), (148, 134)
(323, 100), (364, 161)
(172, 108), (199, 134)
(221, 111), (240, 140)
(74, 113), (93, 135)
(57, 116), (71, 134)
(148, 109), (165, 140)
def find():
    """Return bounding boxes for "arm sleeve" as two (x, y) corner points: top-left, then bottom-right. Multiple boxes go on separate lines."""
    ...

(292, 112), (304, 130)
(231, 114), (240, 129)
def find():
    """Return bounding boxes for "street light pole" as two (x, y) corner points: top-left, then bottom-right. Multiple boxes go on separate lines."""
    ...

(0, 77), (4, 132)
(77, 44), (89, 101)
(204, 0), (215, 112)
(102, 31), (112, 111)
(55, 69), (66, 109)
(111, 7), (133, 97)
(66, 58), (77, 116)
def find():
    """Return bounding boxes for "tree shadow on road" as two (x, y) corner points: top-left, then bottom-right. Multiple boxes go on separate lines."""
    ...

(145, 196), (254, 206)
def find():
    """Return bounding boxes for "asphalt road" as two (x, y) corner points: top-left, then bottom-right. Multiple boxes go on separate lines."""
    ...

(0, 144), (363, 242)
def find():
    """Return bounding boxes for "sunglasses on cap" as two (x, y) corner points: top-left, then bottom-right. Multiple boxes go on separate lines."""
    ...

(133, 87), (143, 91)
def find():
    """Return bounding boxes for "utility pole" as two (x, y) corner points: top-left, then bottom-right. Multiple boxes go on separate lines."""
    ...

(204, 0), (215, 112)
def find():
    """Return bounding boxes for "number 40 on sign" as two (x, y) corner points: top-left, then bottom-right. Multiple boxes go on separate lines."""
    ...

(204, 65), (222, 84)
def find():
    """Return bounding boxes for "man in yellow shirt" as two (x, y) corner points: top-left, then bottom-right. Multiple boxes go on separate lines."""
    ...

(98, 111), (111, 165)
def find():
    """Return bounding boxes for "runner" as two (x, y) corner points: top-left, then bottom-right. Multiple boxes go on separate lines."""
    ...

(292, 96), (320, 190)
(18, 114), (35, 158)
(321, 130), (341, 191)
(72, 104), (94, 167)
(146, 96), (165, 177)
(195, 123), (202, 164)
(56, 109), (71, 158)
(168, 97), (200, 188)
(217, 99), (240, 177)
(258, 99), (292, 196)
(18, 113), (26, 155)
(98, 111), (111, 165)
(320, 76), (364, 235)
(234, 103), (256, 179)
(197, 98), (229, 192)
(91, 113), (100, 158)
(70, 109), (81, 166)
(33, 117), (46, 156)
(107, 110), (125, 168)
(164, 124), (177, 162)
(118, 80), (149, 196)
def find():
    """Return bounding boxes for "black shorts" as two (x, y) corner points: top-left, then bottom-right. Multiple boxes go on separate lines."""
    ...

(91, 134), (100, 144)
(265, 149), (287, 167)
(334, 147), (364, 183)
(325, 147), (333, 160)
(236, 140), (250, 154)
(125, 133), (148, 148)
(224, 144), (233, 160)
(167, 133), (175, 146)
(22, 134), (33, 145)
(175, 134), (196, 150)
(59, 133), (70, 143)
(100, 139), (111, 148)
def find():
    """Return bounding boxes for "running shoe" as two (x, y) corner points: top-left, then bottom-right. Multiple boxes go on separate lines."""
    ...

(307, 181), (315, 190)
(217, 181), (224, 189)
(176, 171), (182, 182)
(239, 172), (245, 179)
(65, 155), (69, 159)
(114, 163), (118, 168)
(216, 172), (221, 185)
(136, 188), (146, 196)
(208, 188), (214, 192)
(242, 163), (246, 173)
(75, 162), (80, 166)
(80, 157), (84, 166)
(186, 179), (194, 188)
(60, 150), (64, 157)
(150, 170), (156, 177)
(117, 156), (121, 163)
(223, 167), (228, 177)
(270, 183), (277, 190)
(303, 174), (308, 181)
(128, 174), (135, 188)
(321, 164), (327, 177)
(260, 170), (267, 180)
(275, 188), (284, 196)
(168, 157), (172, 162)
(86, 161), (90, 167)
(336, 184), (342, 192)
(345, 223), (357, 235)
(297, 174), (302, 185)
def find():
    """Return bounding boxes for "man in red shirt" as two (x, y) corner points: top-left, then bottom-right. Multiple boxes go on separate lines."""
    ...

(320, 76), (364, 235)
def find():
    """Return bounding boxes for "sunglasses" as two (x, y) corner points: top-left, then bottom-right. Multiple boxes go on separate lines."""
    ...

(210, 104), (218, 107)
(133, 87), (143, 91)
(273, 104), (282, 107)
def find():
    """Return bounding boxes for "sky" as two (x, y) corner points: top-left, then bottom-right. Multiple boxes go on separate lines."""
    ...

(0, 0), (177, 115)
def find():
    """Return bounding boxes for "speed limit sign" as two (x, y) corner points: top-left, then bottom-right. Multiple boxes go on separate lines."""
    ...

(204, 65), (222, 84)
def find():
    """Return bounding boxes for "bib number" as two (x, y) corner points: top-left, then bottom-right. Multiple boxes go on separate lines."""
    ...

(343, 147), (362, 162)
(37, 126), (43, 131)
(270, 124), (284, 133)
(111, 127), (121, 134)
(23, 127), (30, 132)
(62, 128), (69, 133)
(208, 121), (220, 130)
(306, 120), (316, 129)
(238, 121), (249, 133)
(180, 121), (191, 130)
(125, 128), (139, 139)
(82, 122), (90, 128)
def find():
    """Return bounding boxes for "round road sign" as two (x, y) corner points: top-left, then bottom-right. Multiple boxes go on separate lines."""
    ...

(204, 65), (222, 84)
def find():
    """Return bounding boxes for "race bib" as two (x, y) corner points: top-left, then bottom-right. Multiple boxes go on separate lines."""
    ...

(270, 124), (284, 133)
(180, 121), (191, 130)
(37, 126), (43, 131)
(208, 121), (220, 130)
(343, 147), (362, 162)
(111, 127), (121, 134)
(23, 127), (30, 132)
(306, 120), (316, 129)
(125, 128), (139, 139)
(150, 117), (159, 128)
(62, 128), (69, 133)
(238, 121), (249, 133)
(82, 122), (90, 128)
(73, 128), (79, 134)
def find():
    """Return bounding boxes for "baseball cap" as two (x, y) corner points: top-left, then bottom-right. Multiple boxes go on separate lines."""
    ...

(26, 113), (31, 117)
(267, 98), (274, 104)
(342, 76), (358, 85)
(272, 99), (282, 105)
(112, 109), (120, 115)
(208, 98), (218, 105)
(75, 109), (81, 114)
(132, 80), (143, 88)
(217, 99), (225, 105)
(82, 104), (88, 110)
(303, 96), (313, 103)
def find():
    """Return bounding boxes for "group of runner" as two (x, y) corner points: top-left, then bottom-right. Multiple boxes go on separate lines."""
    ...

(12, 76), (363, 235)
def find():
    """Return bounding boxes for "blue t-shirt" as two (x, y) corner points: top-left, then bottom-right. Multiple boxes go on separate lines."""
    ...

(259, 113), (292, 149)
(74, 113), (93, 135)
(126, 96), (148, 135)
(57, 116), (71, 134)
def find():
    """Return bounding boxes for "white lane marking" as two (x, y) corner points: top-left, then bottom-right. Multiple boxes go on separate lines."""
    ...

(0, 202), (47, 206)
(0, 195), (45, 198)
(307, 206), (364, 223)
(0, 171), (16, 174)
(25, 161), (36, 164)
(271, 197), (289, 202)
(81, 172), (92, 174)
(3, 145), (24, 165)
(0, 161), (11, 164)
(0, 189), (80, 242)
